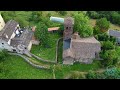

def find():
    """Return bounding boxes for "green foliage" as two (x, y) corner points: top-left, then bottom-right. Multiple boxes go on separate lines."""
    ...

(35, 22), (50, 47)
(95, 18), (110, 33)
(111, 12), (120, 25)
(100, 50), (119, 67)
(73, 13), (93, 37)
(0, 50), (9, 62)
(87, 11), (100, 19)
(68, 71), (86, 79)
(57, 11), (67, 16)
(101, 41), (115, 50)
(86, 70), (96, 79)
(28, 11), (43, 24)
(1, 11), (16, 22)
(104, 67), (120, 79)
(14, 17), (29, 28)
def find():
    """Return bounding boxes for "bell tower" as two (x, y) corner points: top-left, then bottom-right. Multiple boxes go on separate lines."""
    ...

(63, 17), (74, 40)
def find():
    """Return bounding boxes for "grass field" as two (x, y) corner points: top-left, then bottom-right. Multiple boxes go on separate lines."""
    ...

(31, 33), (61, 61)
(0, 55), (53, 79)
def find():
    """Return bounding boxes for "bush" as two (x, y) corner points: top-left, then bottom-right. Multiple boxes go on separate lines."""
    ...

(100, 50), (119, 67)
(96, 33), (109, 41)
(104, 67), (120, 79)
(86, 70), (96, 79)
(101, 41), (115, 50)
(95, 18), (110, 33)
(73, 13), (93, 37)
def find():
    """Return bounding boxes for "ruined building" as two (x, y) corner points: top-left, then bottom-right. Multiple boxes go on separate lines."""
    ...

(0, 20), (34, 56)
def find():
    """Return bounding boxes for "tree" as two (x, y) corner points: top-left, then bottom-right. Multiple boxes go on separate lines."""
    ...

(29, 11), (43, 23)
(35, 22), (50, 47)
(86, 70), (96, 79)
(14, 17), (29, 28)
(58, 11), (67, 16)
(104, 67), (120, 79)
(100, 50), (119, 67)
(87, 11), (99, 19)
(73, 13), (93, 37)
(101, 41), (115, 51)
(95, 18), (110, 33)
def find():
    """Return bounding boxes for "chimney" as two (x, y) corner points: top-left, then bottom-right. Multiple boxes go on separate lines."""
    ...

(73, 32), (79, 39)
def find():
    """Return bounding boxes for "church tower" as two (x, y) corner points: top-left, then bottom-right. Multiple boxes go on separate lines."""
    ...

(63, 17), (74, 40)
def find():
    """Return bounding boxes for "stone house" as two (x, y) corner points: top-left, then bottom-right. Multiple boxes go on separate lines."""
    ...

(0, 20), (34, 56)
(108, 30), (120, 45)
(63, 33), (101, 65)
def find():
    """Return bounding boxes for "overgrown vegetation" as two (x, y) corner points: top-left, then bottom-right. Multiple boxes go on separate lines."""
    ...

(73, 13), (93, 37)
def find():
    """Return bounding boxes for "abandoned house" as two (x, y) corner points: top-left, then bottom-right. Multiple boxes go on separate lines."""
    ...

(108, 30), (120, 45)
(0, 19), (34, 57)
(63, 33), (101, 65)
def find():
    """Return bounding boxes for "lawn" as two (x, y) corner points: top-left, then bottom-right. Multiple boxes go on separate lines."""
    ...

(0, 55), (53, 79)
(54, 60), (101, 79)
(31, 33), (61, 61)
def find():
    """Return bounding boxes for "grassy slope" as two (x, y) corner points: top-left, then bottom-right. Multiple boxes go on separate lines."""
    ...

(0, 55), (53, 79)
(31, 33), (61, 61)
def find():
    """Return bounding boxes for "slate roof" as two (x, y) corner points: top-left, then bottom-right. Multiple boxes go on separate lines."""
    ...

(1, 20), (18, 42)
(11, 29), (33, 47)
(72, 37), (100, 44)
(108, 30), (120, 37)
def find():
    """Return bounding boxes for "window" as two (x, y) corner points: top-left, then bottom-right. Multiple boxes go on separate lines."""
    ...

(25, 47), (27, 49)
(66, 27), (68, 29)
(2, 43), (4, 45)
(13, 49), (16, 52)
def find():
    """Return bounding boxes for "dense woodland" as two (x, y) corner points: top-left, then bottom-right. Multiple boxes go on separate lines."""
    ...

(0, 11), (120, 79)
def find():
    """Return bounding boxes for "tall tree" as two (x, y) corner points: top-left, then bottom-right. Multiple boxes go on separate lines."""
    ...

(94, 18), (110, 34)
(35, 22), (50, 47)
(73, 13), (93, 37)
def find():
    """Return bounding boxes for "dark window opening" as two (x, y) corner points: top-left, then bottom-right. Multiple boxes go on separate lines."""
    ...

(2, 43), (4, 45)
(66, 27), (68, 29)
(13, 49), (16, 52)
(25, 47), (27, 49)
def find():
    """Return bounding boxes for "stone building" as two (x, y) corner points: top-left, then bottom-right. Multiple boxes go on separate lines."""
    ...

(63, 33), (101, 65)
(0, 20), (34, 57)
(63, 17), (74, 40)
(108, 30), (120, 45)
